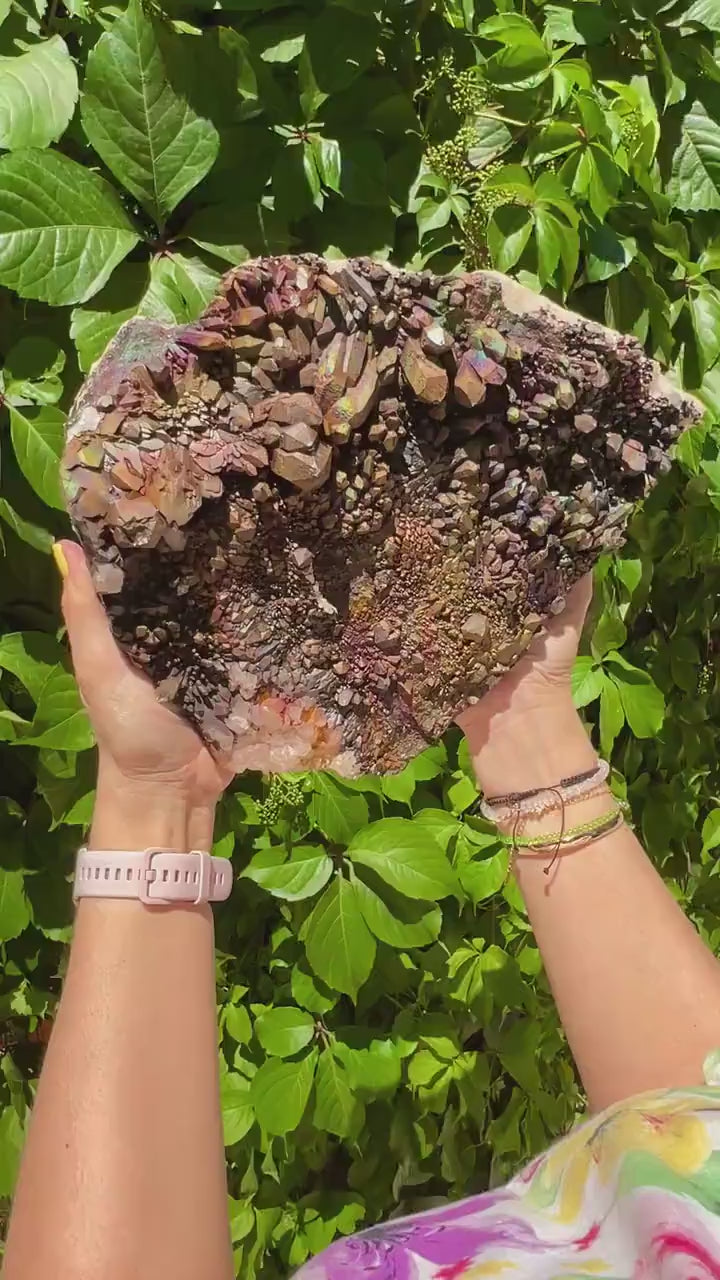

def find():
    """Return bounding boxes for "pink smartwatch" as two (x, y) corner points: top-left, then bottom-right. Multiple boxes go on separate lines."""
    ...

(73, 847), (233, 906)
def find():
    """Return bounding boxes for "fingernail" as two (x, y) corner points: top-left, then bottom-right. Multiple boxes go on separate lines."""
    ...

(52, 541), (69, 580)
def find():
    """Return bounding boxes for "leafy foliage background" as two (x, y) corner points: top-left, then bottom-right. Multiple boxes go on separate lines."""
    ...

(2, 0), (720, 1271)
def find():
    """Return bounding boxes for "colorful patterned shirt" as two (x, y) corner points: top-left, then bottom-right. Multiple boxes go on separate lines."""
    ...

(296, 1064), (720, 1279)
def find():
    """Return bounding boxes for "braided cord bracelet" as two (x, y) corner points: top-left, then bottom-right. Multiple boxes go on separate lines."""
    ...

(484, 765), (599, 809)
(481, 761), (610, 822)
(499, 805), (624, 851)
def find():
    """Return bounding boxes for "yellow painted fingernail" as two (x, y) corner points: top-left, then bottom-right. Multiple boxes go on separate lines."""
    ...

(52, 542), (69, 580)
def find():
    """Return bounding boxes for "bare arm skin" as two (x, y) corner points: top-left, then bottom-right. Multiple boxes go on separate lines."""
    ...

(3, 541), (234, 1280)
(459, 579), (720, 1113)
(7, 550), (720, 1279)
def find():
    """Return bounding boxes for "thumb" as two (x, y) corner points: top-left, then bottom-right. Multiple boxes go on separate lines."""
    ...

(53, 540), (128, 692)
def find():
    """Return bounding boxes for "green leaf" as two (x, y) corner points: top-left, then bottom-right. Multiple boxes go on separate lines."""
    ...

(250, 1050), (317, 1135)
(417, 197), (452, 239)
(254, 1007), (315, 1058)
(152, 251), (219, 320)
(529, 121), (582, 165)
(182, 203), (254, 266)
(490, 1018), (542, 1093)
(81, 0), (219, 226)
(291, 962), (337, 1014)
(475, 13), (541, 40)
(223, 1001), (251, 1046)
(669, 634), (701, 694)
(0, 631), (64, 700)
(407, 1047), (448, 1091)
(484, 34), (550, 86)
(69, 257), (187, 374)
(248, 15), (305, 63)
(457, 843), (508, 905)
(305, 8), (378, 94)
(614, 557), (643, 598)
(272, 143), (316, 219)
(304, 875), (376, 999)
(0, 36), (77, 151)
(70, 250), (219, 373)
(0, 868), (30, 941)
(702, 808), (720, 853)
(0, 1105), (24, 1197)
(533, 206), (566, 286)
(591, 610), (627, 660)
(9, 406), (65, 511)
(685, 0), (720, 30)
(347, 818), (461, 901)
(445, 770), (479, 815)
(0, 498), (52, 553)
(675, 422), (708, 475)
(23, 666), (95, 751)
(605, 656), (665, 738)
(599, 676), (625, 757)
(310, 773), (368, 846)
(36, 748), (96, 828)
(337, 136), (387, 207)
(242, 845), (332, 901)
(334, 1037), (402, 1094)
(650, 24), (685, 110)
(668, 100), (720, 212)
(302, 141), (322, 206)
(313, 1048), (360, 1138)
(228, 1197), (254, 1245)
(351, 871), (442, 947)
(487, 206), (533, 273)
(0, 149), (139, 306)
(688, 285), (720, 374)
(220, 1073), (255, 1145)
(3, 337), (65, 406)
(585, 224), (636, 283)
(571, 655), (604, 707)
(310, 136), (342, 193)
(544, 4), (614, 44)
(466, 116), (513, 170)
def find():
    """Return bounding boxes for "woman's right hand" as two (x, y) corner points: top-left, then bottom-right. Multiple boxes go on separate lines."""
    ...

(54, 540), (235, 850)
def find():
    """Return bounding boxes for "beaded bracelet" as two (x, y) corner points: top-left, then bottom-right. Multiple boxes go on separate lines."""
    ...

(481, 760), (610, 823)
(500, 806), (624, 851)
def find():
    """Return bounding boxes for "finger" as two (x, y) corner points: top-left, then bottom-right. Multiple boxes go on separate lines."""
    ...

(53, 540), (128, 689)
(540, 572), (594, 639)
(566, 571), (594, 616)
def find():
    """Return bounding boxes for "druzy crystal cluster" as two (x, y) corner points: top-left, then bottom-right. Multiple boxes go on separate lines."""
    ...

(64, 257), (697, 775)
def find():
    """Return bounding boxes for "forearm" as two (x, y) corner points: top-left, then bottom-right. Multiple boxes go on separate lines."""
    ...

(464, 694), (720, 1112)
(4, 775), (233, 1280)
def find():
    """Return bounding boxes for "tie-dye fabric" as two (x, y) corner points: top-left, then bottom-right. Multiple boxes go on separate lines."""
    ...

(295, 1074), (720, 1279)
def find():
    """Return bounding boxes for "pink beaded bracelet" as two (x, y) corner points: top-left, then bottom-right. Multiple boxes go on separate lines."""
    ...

(481, 760), (610, 823)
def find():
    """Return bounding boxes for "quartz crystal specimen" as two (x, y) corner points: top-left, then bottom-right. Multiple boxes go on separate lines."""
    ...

(64, 257), (698, 775)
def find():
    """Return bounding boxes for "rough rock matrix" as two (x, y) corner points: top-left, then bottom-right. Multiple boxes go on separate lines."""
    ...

(64, 257), (698, 775)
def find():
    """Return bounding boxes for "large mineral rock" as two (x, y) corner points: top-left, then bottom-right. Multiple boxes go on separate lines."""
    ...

(64, 258), (698, 776)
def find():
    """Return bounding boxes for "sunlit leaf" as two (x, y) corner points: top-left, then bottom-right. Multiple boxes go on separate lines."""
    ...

(0, 150), (139, 306)
(81, 0), (219, 226)
(0, 37), (77, 151)
(304, 875), (375, 999)
(250, 1050), (317, 1135)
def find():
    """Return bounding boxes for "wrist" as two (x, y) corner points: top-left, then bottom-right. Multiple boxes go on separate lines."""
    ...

(459, 689), (596, 797)
(90, 761), (217, 853)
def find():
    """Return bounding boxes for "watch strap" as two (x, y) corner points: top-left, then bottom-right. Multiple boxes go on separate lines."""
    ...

(73, 847), (233, 906)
